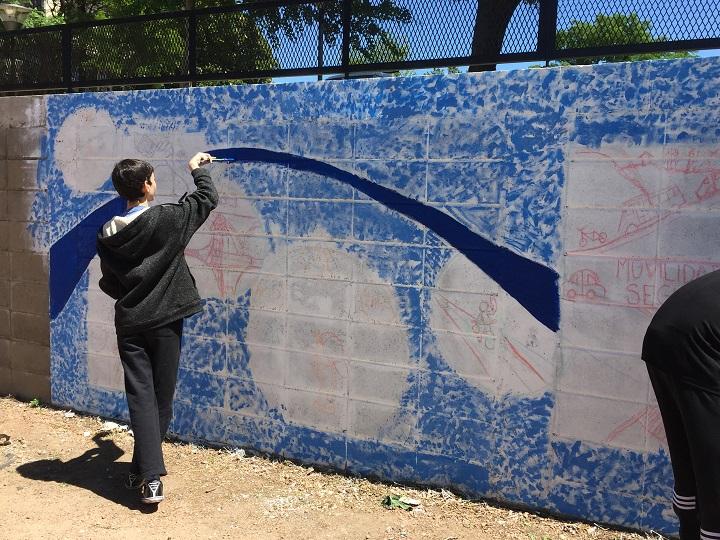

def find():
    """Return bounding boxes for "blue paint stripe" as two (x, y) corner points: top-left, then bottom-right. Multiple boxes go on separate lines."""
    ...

(50, 197), (124, 320)
(208, 147), (560, 331)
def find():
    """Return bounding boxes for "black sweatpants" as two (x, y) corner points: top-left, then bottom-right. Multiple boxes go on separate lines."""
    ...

(117, 319), (183, 480)
(647, 365), (720, 540)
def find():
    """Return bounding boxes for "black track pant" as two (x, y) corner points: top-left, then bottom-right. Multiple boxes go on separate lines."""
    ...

(647, 364), (720, 540)
(117, 319), (183, 480)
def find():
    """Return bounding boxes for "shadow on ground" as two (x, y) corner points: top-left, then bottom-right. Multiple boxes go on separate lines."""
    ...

(15, 433), (156, 513)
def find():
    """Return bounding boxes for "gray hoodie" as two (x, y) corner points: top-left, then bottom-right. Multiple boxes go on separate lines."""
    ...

(96, 167), (219, 335)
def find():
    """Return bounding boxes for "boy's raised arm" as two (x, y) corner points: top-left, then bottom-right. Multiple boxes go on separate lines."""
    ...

(176, 152), (220, 244)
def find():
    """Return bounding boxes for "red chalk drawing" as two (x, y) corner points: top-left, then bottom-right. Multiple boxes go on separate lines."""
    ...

(605, 405), (666, 446)
(434, 293), (496, 376)
(565, 269), (606, 302)
(185, 209), (266, 297)
(571, 146), (720, 255)
(503, 337), (545, 383)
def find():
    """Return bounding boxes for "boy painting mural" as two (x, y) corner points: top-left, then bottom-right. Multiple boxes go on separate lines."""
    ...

(96, 152), (218, 504)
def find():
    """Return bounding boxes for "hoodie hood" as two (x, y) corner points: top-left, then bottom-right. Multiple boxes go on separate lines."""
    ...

(97, 206), (159, 259)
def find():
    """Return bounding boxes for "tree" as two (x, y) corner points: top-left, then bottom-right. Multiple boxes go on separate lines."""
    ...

(468, 2), (695, 72)
(468, 0), (537, 72)
(247, 0), (411, 69)
(553, 13), (696, 65)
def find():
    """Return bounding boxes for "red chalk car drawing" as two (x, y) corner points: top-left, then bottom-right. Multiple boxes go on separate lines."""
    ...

(565, 269), (606, 301)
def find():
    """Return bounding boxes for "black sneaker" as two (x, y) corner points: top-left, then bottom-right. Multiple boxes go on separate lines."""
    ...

(125, 472), (141, 489)
(140, 479), (164, 504)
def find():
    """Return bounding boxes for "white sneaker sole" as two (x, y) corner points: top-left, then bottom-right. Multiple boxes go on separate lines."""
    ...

(140, 495), (164, 504)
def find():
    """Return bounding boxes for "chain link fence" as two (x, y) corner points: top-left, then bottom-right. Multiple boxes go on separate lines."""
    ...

(1, 0), (719, 92)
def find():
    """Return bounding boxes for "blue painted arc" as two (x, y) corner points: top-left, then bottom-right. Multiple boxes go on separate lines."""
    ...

(209, 147), (560, 331)
(50, 197), (125, 320)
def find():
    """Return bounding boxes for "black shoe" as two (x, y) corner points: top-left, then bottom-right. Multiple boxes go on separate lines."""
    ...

(125, 472), (141, 489)
(140, 479), (164, 504)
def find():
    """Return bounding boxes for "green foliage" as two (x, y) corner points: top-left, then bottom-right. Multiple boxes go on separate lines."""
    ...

(250, 0), (412, 62)
(21, 9), (66, 28)
(555, 12), (697, 65)
(29, 398), (40, 408)
(349, 31), (408, 65)
(429, 66), (461, 76)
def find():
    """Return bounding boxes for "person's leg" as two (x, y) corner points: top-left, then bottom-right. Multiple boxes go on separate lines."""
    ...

(145, 319), (183, 442)
(647, 365), (700, 540)
(117, 332), (165, 480)
(674, 384), (720, 539)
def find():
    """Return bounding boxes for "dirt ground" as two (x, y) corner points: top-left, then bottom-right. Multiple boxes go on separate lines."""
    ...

(0, 396), (669, 540)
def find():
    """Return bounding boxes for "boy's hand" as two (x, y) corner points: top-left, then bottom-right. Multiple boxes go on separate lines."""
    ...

(188, 152), (214, 172)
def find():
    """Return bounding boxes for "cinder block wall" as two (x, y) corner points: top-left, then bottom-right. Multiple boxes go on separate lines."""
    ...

(0, 96), (51, 402)
(6, 57), (720, 534)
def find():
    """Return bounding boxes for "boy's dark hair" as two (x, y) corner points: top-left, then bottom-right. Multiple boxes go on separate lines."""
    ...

(111, 159), (154, 201)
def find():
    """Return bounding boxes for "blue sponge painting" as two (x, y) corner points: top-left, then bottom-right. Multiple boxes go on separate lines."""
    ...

(35, 56), (720, 533)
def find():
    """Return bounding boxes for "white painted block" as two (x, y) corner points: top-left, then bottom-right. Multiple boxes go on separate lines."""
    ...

(349, 322), (411, 366)
(246, 310), (286, 347)
(658, 212), (720, 262)
(87, 321), (118, 356)
(286, 350), (347, 396)
(566, 148), (664, 209)
(246, 345), (287, 385)
(287, 240), (354, 281)
(353, 282), (406, 326)
(248, 274), (286, 312)
(432, 329), (496, 383)
(348, 400), (416, 446)
(348, 361), (414, 405)
(561, 299), (651, 354)
(87, 352), (124, 391)
(553, 392), (649, 451)
(288, 277), (351, 320)
(286, 314), (348, 356)
(273, 387), (347, 433)
(558, 347), (649, 403)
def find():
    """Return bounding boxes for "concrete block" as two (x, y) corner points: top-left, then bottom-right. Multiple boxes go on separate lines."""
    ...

(0, 190), (6, 220)
(11, 281), (49, 315)
(87, 352), (123, 391)
(0, 338), (9, 369)
(6, 160), (40, 190)
(553, 392), (653, 452)
(0, 129), (6, 158)
(0, 366), (12, 395)
(7, 127), (45, 159)
(0, 308), (9, 338)
(348, 362), (413, 406)
(285, 314), (347, 356)
(0, 160), (6, 189)
(7, 221), (36, 252)
(244, 311), (286, 348)
(7, 190), (37, 221)
(0, 280), (8, 308)
(349, 322), (412, 366)
(288, 277), (351, 320)
(9, 340), (49, 376)
(11, 371), (50, 402)
(0, 96), (46, 128)
(286, 350), (347, 396)
(11, 311), (49, 346)
(0, 252), (7, 280)
(348, 400), (416, 445)
(0, 221), (7, 250)
(11, 252), (47, 282)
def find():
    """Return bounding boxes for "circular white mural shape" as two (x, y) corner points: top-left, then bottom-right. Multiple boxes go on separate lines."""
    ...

(247, 237), (413, 440)
(429, 252), (558, 397)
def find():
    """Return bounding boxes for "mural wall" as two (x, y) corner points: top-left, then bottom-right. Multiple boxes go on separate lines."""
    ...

(31, 57), (720, 533)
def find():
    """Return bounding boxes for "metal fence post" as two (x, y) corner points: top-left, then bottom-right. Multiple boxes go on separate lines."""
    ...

(61, 25), (72, 92)
(188, 10), (197, 86)
(341, 0), (351, 79)
(538, 0), (558, 64)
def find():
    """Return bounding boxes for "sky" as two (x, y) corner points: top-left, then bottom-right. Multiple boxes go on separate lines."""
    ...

(266, 1), (720, 84)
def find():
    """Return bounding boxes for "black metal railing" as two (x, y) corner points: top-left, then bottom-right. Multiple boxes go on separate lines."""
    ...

(1, 0), (719, 92)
